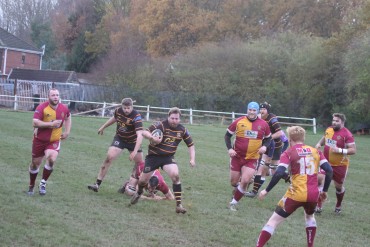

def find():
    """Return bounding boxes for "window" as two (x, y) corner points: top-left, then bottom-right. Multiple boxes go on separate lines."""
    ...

(22, 54), (25, 64)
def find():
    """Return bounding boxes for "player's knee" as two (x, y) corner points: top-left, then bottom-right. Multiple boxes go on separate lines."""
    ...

(305, 216), (317, 228)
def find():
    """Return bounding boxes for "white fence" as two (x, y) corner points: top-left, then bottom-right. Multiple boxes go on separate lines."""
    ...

(0, 94), (317, 133)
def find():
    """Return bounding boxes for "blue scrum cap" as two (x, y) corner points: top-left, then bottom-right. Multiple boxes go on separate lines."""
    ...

(247, 101), (259, 112)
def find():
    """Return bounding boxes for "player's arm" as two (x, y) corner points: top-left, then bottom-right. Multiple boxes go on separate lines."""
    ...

(224, 131), (233, 150)
(61, 115), (72, 140)
(129, 130), (143, 161)
(98, 116), (116, 135)
(315, 136), (325, 149)
(164, 190), (175, 200)
(188, 145), (196, 167)
(271, 130), (283, 140)
(265, 165), (286, 192)
(332, 142), (356, 155)
(320, 162), (333, 192)
(33, 118), (61, 128)
(258, 165), (286, 200)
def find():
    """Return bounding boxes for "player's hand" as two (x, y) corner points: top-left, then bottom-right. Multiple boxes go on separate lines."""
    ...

(98, 127), (104, 135)
(189, 159), (196, 167)
(129, 151), (137, 161)
(258, 146), (267, 155)
(51, 120), (62, 128)
(315, 143), (321, 149)
(228, 148), (237, 158)
(61, 132), (69, 140)
(150, 135), (162, 145)
(319, 191), (328, 202)
(258, 189), (268, 200)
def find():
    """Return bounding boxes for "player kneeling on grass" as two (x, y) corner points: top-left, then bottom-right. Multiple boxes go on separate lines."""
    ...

(256, 126), (333, 247)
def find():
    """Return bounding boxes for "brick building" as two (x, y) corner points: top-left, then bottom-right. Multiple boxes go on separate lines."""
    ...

(0, 27), (43, 77)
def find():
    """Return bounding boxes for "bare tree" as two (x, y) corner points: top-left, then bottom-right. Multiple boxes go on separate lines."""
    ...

(0, 0), (56, 42)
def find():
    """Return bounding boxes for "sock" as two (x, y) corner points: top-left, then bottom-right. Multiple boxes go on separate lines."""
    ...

(41, 163), (53, 181)
(233, 185), (245, 202)
(306, 226), (317, 247)
(96, 179), (102, 186)
(173, 183), (182, 206)
(253, 176), (265, 193)
(336, 188), (345, 208)
(256, 225), (274, 247)
(29, 167), (39, 187)
(137, 182), (147, 195)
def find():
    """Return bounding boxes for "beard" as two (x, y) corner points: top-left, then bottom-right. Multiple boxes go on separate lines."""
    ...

(49, 99), (59, 106)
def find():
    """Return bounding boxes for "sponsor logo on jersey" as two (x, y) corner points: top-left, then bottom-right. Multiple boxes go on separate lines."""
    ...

(245, 130), (258, 138)
(296, 147), (312, 156)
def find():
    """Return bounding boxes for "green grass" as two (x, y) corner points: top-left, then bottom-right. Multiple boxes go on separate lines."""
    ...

(0, 109), (369, 247)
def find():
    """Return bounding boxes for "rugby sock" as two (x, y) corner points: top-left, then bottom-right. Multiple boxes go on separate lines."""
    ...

(173, 183), (182, 206)
(256, 225), (274, 247)
(41, 163), (53, 181)
(335, 188), (345, 208)
(29, 167), (39, 187)
(233, 185), (244, 202)
(96, 179), (102, 186)
(252, 176), (265, 193)
(306, 226), (316, 247)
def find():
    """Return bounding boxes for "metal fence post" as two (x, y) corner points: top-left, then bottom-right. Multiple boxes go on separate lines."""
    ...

(14, 95), (17, 110)
(190, 108), (193, 125)
(146, 105), (150, 121)
(102, 102), (106, 117)
(313, 118), (317, 134)
(232, 112), (235, 122)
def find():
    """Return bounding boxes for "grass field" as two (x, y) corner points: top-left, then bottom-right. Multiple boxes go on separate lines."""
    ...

(0, 109), (369, 247)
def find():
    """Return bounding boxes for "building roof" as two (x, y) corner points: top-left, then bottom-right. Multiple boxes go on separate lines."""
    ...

(0, 27), (42, 54)
(8, 68), (79, 83)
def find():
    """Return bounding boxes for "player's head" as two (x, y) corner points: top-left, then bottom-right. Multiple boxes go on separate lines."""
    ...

(332, 113), (346, 131)
(148, 175), (159, 193)
(286, 126), (305, 144)
(247, 101), (259, 120)
(48, 88), (60, 106)
(259, 102), (271, 119)
(168, 107), (181, 128)
(121, 98), (134, 115)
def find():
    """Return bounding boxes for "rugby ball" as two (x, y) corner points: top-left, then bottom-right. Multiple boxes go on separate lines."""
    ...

(150, 129), (163, 145)
(152, 129), (163, 137)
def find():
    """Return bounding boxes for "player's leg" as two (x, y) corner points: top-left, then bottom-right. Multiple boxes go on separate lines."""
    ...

(163, 163), (186, 213)
(256, 212), (286, 247)
(38, 148), (59, 195)
(315, 173), (325, 213)
(333, 165), (347, 214)
(246, 154), (270, 197)
(88, 146), (123, 192)
(230, 160), (256, 210)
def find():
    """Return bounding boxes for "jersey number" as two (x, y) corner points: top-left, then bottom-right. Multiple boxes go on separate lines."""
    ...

(298, 156), (315, 175)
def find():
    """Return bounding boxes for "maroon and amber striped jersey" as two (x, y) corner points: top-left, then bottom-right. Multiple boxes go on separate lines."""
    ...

(323, 127), (355, 167)
(279, 144), (328, 202)
(33, 102), (70, 142)
(263, 113), (282, 148)
(114, 108), (143, 143)
(147, 120), (194, 157)
(227, 116), (271, 160)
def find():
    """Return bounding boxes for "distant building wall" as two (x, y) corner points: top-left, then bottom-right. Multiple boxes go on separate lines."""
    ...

(4, 50), (41, 74)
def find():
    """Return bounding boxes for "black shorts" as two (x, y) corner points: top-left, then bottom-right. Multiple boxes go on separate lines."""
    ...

(270, 145), (282, 161)
(110, 135), (142, 152)
(143, 155), (177, 173)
